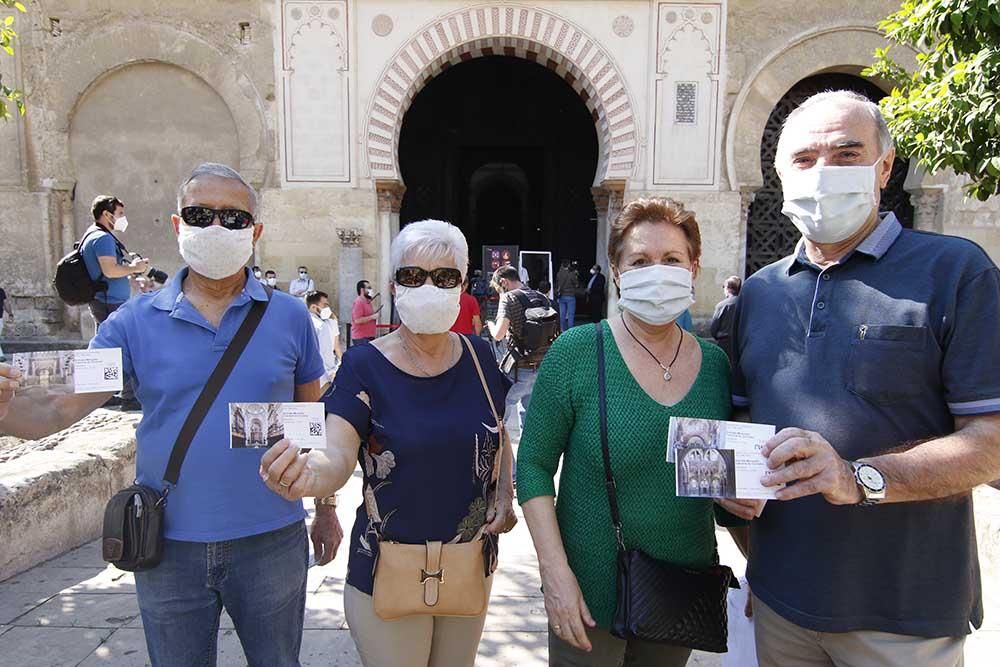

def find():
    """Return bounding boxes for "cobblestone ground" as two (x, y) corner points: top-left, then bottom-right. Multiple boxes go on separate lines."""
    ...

(0, 469), (997, 666)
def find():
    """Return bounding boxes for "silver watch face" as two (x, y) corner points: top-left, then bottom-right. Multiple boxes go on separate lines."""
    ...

(858, 465), (885, 492)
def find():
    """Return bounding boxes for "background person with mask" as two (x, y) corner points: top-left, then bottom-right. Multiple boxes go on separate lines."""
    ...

(516, 198), (750, 665)
(81, 195), (147, 410)
(80, 195), (149, 326)
(264, 269), (280, 290)
(307, 290), (343, 395)
(289, 266), (315, 299)
(258, 219), (517, 667)
(0, 163), (331, 666)
(351, 279), (381, 344)
(586, 264), (606, 323)
(731, 90), (1000, 666)
(252, 265), (264, 284)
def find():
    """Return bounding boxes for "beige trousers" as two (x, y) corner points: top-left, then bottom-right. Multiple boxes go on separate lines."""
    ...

(754, 596), (965, 667)
(344, 578), (493, 667)
(548, 627), (692, 667)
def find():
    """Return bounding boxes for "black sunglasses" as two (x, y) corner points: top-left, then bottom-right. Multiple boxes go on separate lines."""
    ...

(180, 206), (255, 231)
(394, 266), (463, 289)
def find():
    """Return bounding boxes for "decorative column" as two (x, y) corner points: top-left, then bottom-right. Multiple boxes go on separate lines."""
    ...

(43, 179), (82, 336)
(909, 188), (945, 233)
(375, 179), (405, 327)
(337, 228), (363, 343)
(593, 179), (626, 316)
(738, 189), (757, 277)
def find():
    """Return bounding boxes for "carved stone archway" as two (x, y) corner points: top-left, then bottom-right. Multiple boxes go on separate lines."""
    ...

(363, 4), (640, 188)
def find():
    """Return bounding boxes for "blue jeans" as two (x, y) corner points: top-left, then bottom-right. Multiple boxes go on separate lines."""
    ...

(504, 368), (538, 448)
(135, 520), (308, 667)
(558, 296), (576, 331)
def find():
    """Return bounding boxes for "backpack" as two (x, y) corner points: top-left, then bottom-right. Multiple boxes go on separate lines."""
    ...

(53, 228), (127, 306)
(510, 289), (559, 358)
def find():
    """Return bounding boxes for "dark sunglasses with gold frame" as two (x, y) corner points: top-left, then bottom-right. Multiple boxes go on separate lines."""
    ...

(394, 266), (463, 289)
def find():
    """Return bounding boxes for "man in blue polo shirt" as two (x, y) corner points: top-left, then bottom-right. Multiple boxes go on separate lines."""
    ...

(80, 195), (148, 326)
(0, 163), (340, 666)
(731, 91), (1000, 666)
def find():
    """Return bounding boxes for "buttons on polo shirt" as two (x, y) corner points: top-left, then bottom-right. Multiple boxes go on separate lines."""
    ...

(822, 273), (832, 281)
(816, 301), (826, 310)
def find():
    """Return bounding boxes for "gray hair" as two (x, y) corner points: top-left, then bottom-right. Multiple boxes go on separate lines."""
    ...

(176, 162), (259, 214)
(390, 219), (469, 278)
(776, 90), (895, 168)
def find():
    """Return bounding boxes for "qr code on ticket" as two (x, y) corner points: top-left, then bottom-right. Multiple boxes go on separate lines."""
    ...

(309, 422), (323, 437)
(103, 366), (120, 381)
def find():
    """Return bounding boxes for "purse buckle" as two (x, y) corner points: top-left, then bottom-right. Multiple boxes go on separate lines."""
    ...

(422, 541), (444, 607)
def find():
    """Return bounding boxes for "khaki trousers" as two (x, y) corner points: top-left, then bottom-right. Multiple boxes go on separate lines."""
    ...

(754, 596), (965, 667)
(344, 579), (492, 667)
(548, 627), (692, 667)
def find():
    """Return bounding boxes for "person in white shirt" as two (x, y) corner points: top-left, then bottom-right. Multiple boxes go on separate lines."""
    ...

(306, 290), (341, 394)
(289, 266), (316, 299)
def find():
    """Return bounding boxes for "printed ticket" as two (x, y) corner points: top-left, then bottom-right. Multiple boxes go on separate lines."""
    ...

(229, 402), (327, 450)
(10, 348), (123, 394)
(667, 416), (780, 500)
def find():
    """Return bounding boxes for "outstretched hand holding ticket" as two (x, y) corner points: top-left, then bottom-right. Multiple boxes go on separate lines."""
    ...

(760, 427), (862, 505)
(260, 439), (330, 501)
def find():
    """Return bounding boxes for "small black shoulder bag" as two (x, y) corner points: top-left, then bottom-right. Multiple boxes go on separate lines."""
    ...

(101, 291), (271, 571)
(594, 322), (738, 653)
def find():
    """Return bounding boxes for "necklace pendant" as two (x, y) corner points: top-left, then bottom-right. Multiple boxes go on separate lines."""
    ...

(663, 368), (672, 382)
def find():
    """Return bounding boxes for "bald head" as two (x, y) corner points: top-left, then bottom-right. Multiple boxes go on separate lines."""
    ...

(776, 91), (894, 174)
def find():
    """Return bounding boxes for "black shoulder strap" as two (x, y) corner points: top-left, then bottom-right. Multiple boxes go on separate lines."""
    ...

(596, 322), (627, 556)
(79, 227), (130, 258)
(513, 289), (531, 310)
(162, 287), (273, 485)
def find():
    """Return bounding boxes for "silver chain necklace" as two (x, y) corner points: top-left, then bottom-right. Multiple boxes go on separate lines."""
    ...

(621, 315), (684, 382)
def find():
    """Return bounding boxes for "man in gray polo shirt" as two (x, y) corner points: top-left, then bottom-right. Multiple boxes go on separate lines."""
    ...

(731, 90), (1000, 665)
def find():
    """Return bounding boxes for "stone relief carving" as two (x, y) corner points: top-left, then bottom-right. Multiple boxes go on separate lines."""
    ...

(612, 15), (635, 38)
(653, 2), (724, 186)
(363, 5), (639, 186)
(372, 14), (393, 37)
(337, 228), (363, 247)
(282, 1), (351, 182)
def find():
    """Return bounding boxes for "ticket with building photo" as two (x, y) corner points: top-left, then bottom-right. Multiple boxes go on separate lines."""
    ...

(668, 416), (779, 500)
(229, 402), (327, 450)
(10, 348), (123, 394)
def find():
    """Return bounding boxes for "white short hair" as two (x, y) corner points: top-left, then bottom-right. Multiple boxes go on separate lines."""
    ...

(776, 90), (895, 167)
(177, 162), (258, 214)
(390, 219), (469, 278)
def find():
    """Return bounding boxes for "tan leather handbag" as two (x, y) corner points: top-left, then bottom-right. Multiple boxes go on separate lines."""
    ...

(371, 335), (504, 620)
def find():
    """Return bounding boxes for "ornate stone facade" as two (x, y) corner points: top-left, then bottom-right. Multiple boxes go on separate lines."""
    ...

(0, 0), (997, 342)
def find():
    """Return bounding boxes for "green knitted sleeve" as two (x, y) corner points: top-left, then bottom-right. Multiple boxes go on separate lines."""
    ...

(515, 330), (582, 504)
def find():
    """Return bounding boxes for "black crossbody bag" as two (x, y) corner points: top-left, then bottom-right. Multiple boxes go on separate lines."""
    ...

(101, 291), (271, 572)
(594, 323), (738, 653)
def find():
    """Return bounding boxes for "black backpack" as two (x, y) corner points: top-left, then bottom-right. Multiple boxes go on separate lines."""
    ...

(53, 228), (127, 306)
(510, 289), (560, 358)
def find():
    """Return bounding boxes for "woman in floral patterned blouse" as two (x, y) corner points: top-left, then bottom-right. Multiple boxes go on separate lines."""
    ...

(261, 220), (516, 667)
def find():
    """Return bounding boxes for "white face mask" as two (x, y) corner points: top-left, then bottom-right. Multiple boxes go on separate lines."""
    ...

(617, 264), (695, 326)
(780, 154), (886, 244)
(395, 284), (461, 334)
(113, 215), (129, 233)
(253, 271), (262, 279)
(266, 277), (277, 287)
(177, 223), (254, 281)
(366, 288), (375, 298)
(299, 271), (308, 279)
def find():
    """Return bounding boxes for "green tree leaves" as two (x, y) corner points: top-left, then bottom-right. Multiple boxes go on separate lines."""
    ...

(867, 0), (1000, 200)
(0, 0), (26, 121)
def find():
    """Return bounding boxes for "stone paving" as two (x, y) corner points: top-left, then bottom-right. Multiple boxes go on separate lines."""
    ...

(1, 470), (997, 665)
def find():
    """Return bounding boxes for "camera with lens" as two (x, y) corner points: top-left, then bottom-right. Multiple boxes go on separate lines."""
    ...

(146, 268), (169, 285)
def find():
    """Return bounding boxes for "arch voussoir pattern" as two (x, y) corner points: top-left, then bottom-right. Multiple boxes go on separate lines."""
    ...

(364, 4), (639, 186)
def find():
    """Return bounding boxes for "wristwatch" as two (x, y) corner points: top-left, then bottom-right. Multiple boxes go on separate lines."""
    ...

(314, 494), (338, 509)
(851, 461), (886, 506)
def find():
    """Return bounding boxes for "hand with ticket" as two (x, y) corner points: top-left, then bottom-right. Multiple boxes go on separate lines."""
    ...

(260, 439), (329, 501)
(760, 427), (861, 505)
(714, 497), (766, 521)
(0, 363), (22, 422)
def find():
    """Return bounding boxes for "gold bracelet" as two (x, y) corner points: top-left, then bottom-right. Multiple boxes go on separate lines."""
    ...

(315, 494), (338, 508)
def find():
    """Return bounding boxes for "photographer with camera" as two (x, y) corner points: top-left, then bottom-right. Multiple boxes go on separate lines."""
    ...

(81, 195), (153, 410)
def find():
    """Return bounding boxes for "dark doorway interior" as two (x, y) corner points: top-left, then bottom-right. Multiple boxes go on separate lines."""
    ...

(398, 56), (599, 274)
(745, 73), (914, 275)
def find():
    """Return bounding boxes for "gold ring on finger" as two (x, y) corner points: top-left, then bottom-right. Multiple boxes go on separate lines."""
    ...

(279, 480), (290, 488)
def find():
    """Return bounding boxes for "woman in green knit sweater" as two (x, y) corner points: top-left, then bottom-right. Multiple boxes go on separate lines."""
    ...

(517, 198), (756, 666)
